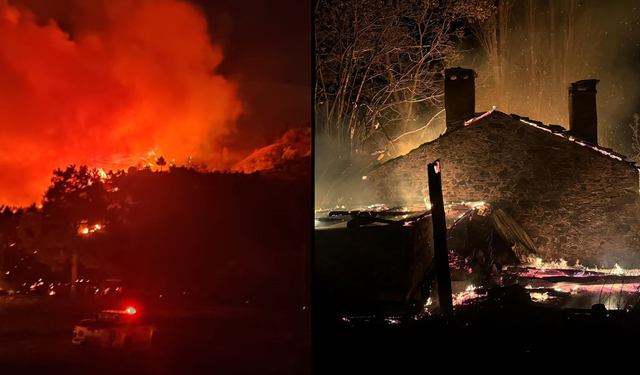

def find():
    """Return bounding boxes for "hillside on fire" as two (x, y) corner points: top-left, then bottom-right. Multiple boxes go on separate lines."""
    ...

(231, 123), (311, 173)
(0, 163), (310, 309)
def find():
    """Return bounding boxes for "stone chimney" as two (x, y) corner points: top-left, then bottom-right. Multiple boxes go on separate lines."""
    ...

(444, 68), (477, 133)
(568, 79), (600, 145)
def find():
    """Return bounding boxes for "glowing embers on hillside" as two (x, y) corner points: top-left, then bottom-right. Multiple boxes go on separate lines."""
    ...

(77, 221), (105, 236)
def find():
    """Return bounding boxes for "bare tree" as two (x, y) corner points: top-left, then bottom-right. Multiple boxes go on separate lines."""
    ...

(315, 0), (483, 157)
(315, 0), (489, 206)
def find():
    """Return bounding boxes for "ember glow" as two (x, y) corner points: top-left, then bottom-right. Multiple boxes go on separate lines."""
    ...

(78, 222), (105, 236)
(519, 119), (626, 162)
(529, 292), (550, 303)
(523, 256), (640, 277)
(0, 0), (242, 206)
(452, 285), (481, 306)
(464, 106), (496, 126)
(423, 196), (432, 210)
(507, 255), (640, 309)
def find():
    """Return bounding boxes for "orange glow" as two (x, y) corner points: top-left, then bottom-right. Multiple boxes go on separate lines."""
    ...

(0, 0), (242, 206)
(519, 118), (624, 162)
(464, 106), (496, 126)
(423, 196), (432, 210)
(125, 307), (137, 315)
(78, 222), (104, 235)
(97, 168), (108, 180)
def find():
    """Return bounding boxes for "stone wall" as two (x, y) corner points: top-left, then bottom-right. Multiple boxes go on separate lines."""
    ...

(366, 111), (640, 266)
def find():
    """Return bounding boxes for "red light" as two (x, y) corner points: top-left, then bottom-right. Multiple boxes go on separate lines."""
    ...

(125, 307), (137, 314)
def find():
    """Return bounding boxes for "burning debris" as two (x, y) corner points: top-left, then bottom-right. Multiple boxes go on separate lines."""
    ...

(317, 67), (640, 326)
(317, 195), (640, 319)
(452, 285), (482, 306)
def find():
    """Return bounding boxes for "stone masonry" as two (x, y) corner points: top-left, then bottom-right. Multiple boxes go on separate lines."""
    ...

(365, 111), (640, 266)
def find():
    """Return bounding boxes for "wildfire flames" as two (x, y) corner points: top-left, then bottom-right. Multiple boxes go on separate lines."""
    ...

(78, 222), (104, 236)
(0, 0), (242, 206)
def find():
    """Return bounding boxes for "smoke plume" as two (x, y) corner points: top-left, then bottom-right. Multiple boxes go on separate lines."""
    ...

(0, 0), (241, 206)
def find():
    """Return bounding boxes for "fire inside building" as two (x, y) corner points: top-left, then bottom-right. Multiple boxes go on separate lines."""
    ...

(315, 68), (640, 322)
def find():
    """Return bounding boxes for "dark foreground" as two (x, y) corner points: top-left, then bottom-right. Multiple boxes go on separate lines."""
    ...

(315, 304), (640, 372)
(0, 297), (310, 375)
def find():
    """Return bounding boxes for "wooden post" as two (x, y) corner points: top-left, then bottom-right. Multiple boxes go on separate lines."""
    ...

(428, 159), (453, 314)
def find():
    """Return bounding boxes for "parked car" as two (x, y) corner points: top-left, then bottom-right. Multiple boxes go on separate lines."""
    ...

(72, 307), (157, 349)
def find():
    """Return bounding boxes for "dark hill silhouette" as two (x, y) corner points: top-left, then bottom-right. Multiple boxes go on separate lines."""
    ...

(3, 164), (311, 310)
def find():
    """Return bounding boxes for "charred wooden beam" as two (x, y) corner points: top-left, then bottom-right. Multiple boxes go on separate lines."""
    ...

(428, 159), (453, 314)
(505, 266), (607, 278)
(346, 211), (432, 228)
(514, 275), (640, 284)
(491, 209), (537, 262)
(328, 210), (423, 218)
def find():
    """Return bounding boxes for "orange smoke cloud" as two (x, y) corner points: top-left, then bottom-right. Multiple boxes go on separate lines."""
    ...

(0, 0), (241, 206)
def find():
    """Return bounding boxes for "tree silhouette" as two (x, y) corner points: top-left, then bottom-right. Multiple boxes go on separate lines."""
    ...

(0, 206), (21, 283)
(156, 156), (167, 171)
(3, 162), (310, 307)
(26, 166), (110, 297)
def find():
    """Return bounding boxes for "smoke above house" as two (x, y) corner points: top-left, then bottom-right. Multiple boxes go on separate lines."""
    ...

(0, 0), (242, 206)
(464, 0), (640, 155)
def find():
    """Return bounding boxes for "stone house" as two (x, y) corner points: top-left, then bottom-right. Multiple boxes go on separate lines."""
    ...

(364, 68), (640, 266)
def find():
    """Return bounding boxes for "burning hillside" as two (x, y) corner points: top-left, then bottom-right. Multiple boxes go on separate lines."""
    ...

(231, 125), (311, 174)
(0, 0), (242, 206)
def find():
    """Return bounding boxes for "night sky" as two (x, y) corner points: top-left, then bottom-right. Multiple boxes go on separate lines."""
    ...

(587, 1), (640, 155)
(194, 0), (311, 155)
(463, 0), (640, 156)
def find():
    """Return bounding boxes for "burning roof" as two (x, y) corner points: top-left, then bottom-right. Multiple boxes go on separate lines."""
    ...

(457, 106), (636, 169)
